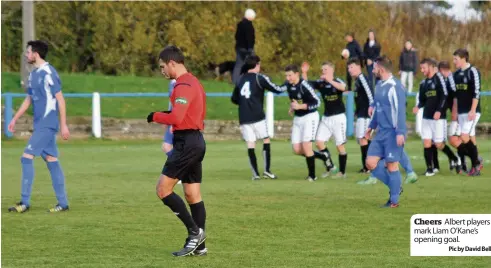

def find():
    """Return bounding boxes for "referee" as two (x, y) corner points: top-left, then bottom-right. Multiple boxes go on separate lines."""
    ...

(147, 45), (207, 257)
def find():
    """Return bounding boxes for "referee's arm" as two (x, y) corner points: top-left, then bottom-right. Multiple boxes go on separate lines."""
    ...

(153, 86), (194, 125)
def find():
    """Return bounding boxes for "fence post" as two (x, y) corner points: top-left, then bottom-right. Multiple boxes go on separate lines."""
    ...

(4, 93), (14, 138)
(266, 92), (274, 138)
(346, 91), (354, 137)
(92, 92), (102, 138)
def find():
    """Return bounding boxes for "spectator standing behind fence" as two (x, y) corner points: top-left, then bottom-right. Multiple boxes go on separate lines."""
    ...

(363, 29), (381, 88)
(399, 40), (418, 92)
(232, 9), (256, 86)
(343, 32), (363, 91)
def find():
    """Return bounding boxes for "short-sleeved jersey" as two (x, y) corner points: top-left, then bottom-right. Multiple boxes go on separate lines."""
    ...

(308, 78), (346, 116)
(231, 73), (286, 124)
(417, 72), (448, 119)
(285, 79), (321, 117)
(453, 64), (481, 114)
(354, 73), (374, 118)
(153, 73), (206, 131)
(27, 62), (61, 131)
(168, 79), (176, 110)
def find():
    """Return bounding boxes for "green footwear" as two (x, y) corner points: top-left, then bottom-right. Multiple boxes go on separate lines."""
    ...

(357, 176), (377, 185)
(405, 172), (418, 184)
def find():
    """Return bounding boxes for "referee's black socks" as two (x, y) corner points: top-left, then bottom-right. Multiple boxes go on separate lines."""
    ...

(162, 192), (199, 235)
(248, 148), (260, 177)
(190, 201), (206, 250)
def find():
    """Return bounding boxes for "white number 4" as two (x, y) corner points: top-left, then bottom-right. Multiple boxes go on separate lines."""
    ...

(240, 81), (251, 99)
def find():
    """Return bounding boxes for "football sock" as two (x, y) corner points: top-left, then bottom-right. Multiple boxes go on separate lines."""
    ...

(20, 157), (34, 207)
(247, 148), (259, 176)
(400, 150), (414, 174)
(313, 151), (327, 161)
(47, 161), (69, 208)
(372, 159), (389, 186)
(263, 143), (271, 173)
(361, 144), (369, 169)
(161, 192), (199, 235)
(321, 148), (334, 167)
(424, 147), (433, 170)
(190, 201), (206, 250)
(441, 144), (458, 162)
(339, 153), (347, 174)
(306, 155), (316, 178)
(464, 142), (479, 167)
(431, 144), (440, 170)
(388, 170), (402, 204)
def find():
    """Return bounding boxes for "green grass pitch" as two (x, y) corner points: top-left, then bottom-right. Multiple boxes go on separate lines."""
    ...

(1, 138), (490, 267)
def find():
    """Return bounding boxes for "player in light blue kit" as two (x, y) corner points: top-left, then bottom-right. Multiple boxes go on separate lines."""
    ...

(8, 40), (70, 213)
(162, 79), (176, 156)
(365, 56), (407, 208)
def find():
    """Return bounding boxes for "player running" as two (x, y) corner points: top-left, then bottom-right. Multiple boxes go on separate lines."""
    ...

(301, 61), (347, 178)
(283, 64), (321, 181)
(231, 55), (286, 180)
(8, 40), (70, 213)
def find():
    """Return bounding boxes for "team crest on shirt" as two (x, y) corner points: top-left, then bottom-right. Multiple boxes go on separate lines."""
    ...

(175, 97), (188, 104)
(463, 77), (467, 83)
(431, 83), (435, 89)
(297, 93), (302, 99)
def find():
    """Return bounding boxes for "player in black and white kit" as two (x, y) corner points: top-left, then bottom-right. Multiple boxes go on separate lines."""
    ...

(302, 61), (348, 178)
(283, 64), (321, 181)
(412, 58), (460, 176)
(452, 49), (483, 176)
(231, 55), (285, 180)
(348, 57), (374, 175)
(438, 61), (465, 173)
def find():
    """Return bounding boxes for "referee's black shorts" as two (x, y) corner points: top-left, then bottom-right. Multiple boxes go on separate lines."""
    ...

(162, 130), (206, 183)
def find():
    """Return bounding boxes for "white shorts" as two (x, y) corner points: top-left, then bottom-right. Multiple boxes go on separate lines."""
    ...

(421, 119), (447, 143)
(316, 114), (347, 146)
(448, 121), (460, 137)
(240, 119), (269, 142)
(291, 112), (319, 144)
(458, 113), (481, 136)
(415, 108), (424, 137)
(355, 118), (371, 139)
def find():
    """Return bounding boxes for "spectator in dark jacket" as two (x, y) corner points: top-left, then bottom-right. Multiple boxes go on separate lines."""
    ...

(343, 32), (363, 91)
(363, 29), (381, 88)
(399, 40), (419, 92)
(232, 9), (256, 86)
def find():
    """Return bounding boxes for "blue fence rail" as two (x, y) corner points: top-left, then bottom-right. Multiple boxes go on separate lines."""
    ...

(2, 91), (489, 138)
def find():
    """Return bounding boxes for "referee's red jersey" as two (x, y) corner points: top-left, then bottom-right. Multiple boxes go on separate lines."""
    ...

(153, 73), (206, 131)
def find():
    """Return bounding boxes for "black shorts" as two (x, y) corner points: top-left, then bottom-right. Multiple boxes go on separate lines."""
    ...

(162, 130), (206, 183)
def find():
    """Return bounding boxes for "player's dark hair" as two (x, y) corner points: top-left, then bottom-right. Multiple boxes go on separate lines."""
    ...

(420, 58), (437, 67)
(347, 57), (361, 66)
(284, 64), (299, 73)
(453, 48), (469, 62)
(159, 45), (185, 64)
(438, 60), (451, 70)
(345, 32), (354, 38)
(375, 55), (392, 72)
(27, 40), (48, 59)
(241, 54), (260, 74)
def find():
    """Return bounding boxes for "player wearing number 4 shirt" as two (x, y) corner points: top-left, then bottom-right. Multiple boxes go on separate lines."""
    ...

(301, 61), (347, 178)
(231, 55), (286, 180)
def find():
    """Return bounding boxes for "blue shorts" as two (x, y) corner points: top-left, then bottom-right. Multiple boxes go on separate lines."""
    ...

(367, 130), (404, 163)
(163, 126), (173, 145)
(24, 129), (58, 157)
